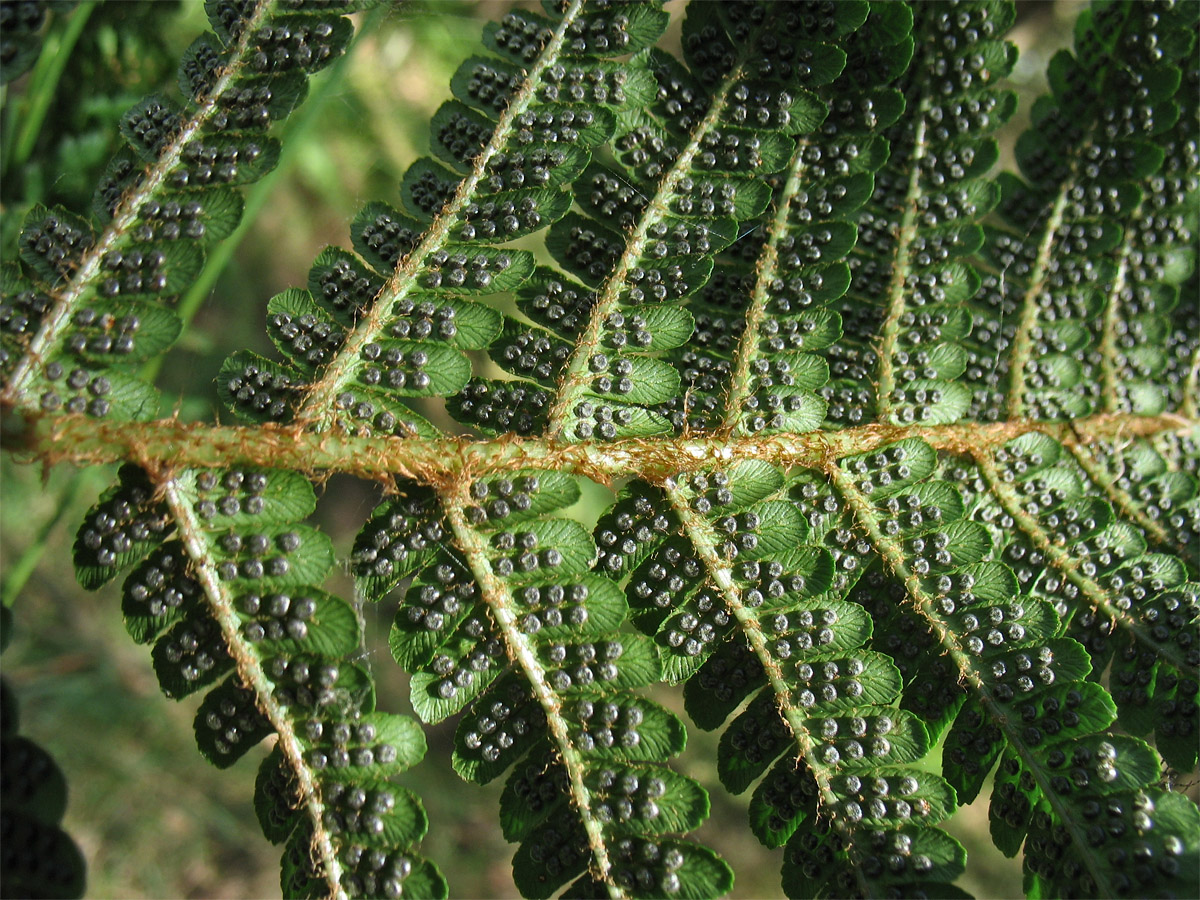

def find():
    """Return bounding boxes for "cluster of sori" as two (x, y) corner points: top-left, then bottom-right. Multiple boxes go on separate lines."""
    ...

(1, 0), (357, 422)
(0, 607), (86, 899)
(222, 0), (670, 441)
(971, 0), (1197, 422)
(71, 465), (445, 898)
(448, 378), (552, 435)
(350, 464), (730, 898)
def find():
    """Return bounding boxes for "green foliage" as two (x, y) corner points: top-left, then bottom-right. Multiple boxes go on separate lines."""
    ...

(1, 1), (1198, 898)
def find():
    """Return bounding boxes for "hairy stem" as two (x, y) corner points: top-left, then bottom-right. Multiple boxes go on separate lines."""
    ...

(10, 410), (1191, 486)
(159, 477), (345, 900)
(2, 0), (278, 409)
(295, 0), (588, 426)
(440, 481), (621, 898)
(1098, 249), (1131, 414)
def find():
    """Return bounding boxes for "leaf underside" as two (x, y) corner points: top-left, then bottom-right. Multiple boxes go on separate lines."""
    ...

(4, 0), (1198, 899)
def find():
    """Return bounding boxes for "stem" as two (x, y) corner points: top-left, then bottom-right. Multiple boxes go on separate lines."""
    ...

(1098, 249), (1131, 414)
(721, 137), (810, 432)
(826, 462), (1119, 900)
(440, 481), (622, 899)
(873, 106), (930, 417)
(295, 0), (589, 426)
(8, 410), (1191, 486)
(1005, 186), (1071, 420)
(159, 477), (346, 900)
(2, 0), (279, 409)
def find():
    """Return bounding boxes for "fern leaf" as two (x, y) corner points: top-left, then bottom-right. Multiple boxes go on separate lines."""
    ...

(530, 0), (853, 440)
(825, 437), (1200, 899)
(0, 0), (357, 418)
(1095, 69), (1198, 417)
(830, 0), (1016, 428)
(716, 1), (909, 436)
(655, 459), (967, 898)
(980, 0), (1198, 421)
(230, 0), (669, 436)
(1022, 776), (1200, 897)
(9, 1), (1200, 897)
(592, 440), (966, 897)
(70, 464), (444, 899)
(967, 433), (1199, 772)
(595, 411), (1194, 899)
(1065, 436), (1200, 570)
(365, 468), (728, 899)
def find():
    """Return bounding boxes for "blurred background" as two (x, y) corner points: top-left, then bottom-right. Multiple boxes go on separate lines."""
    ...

(1, 1), (1097, 896)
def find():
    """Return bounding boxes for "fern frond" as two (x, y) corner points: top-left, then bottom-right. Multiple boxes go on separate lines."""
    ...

(716, 1), (905, 436)
(1, 0), (356, 420)
(848, 0), (1016, 428)
(825, 442), (1137, 895)
(71, 464), (444, 899)
(1096, 59), (1199, 416)
(591, 417), (1196, 899)
(6, 1), (1200, 897)
(220, 0), (668, 436)
(591, 448), (969, 897)
(518, 0), (852, 440)
(964, 433), (1199, 772)
(1061, 434), (1199, 569)
(663, 468), (966, 898)
(979, 0), (1198, 421)
(354, 468), (728, 900)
